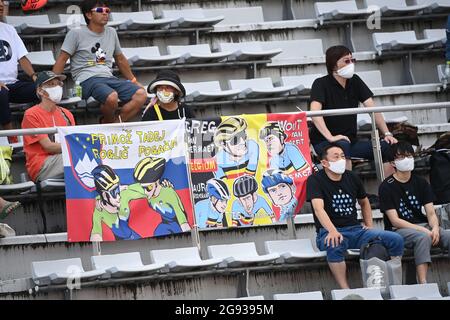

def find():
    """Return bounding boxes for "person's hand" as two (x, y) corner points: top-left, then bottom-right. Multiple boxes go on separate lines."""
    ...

(361, 223), (372, 230)
(384, 135), (398, 144)
(161, 179), (174, 189)
(418, 226), (433, 238)
(328, 135), (350, 143)
(180, 222), (191, 232)
(0, 82), (9, 91)
(325, 230), (344, 248)
(431, 227), (440, 246)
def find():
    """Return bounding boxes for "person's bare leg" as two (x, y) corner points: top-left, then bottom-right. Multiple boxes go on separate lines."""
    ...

(383, 162), (395, 178)
(101, 91), (119, 123)
(120, 88), (147, 122)
(329, 262), (350, 289)
(346, 159), (352, 171)
(416, 263), (428, 284)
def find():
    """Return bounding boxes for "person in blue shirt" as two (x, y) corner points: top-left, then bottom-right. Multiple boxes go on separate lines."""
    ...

(231, 175), (275, 226)
(262, 169), (298, 222)
(195, 178), (230, 229)
(259, 122), (310, 176)
(213, 117), (259, 180)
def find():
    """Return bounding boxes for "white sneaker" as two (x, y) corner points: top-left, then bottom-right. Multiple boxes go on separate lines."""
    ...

(0, 223), (16, 238)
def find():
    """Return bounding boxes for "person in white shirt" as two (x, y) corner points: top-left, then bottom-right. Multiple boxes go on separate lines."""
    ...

(0, 0), (38, 142)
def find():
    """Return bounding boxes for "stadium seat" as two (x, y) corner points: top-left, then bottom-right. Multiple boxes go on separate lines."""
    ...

(331, 287), (383, 300)
(273, 291), (324, 300)
(263, 239), (326, 263)
(26, 51), (56, 67)
(203, 7), (265, 25)
(207, 242), (279, 268)
(389, 283), (443, 299)
(278, 74), (324, 95)
(5, 15), (66, 34)
(364, 0), (429, 16)
(183, 81), (241, 102)
(263, 39), (324, 66)
(161, 9), (224, 28)
(91, 252), (166, 278)
(121, 47), (181, 67)
(372, 31), (443, 55)
(315, 1), (371, 24)
(415, 0), (450, 13)
(423, 29), (447, 46)
(111, 11), (176, 30)
(0, 181), (36, 195)
(149, 246), (223, 272)
(229, 78), (296, 99)
(58, 14), (123, 28)
(167, 44), (232, 64)
(357, 70), (384, 88)
(32, 178), (65, 192)
(219, 296), (265, 300)
(218, 42), (282, 62)
(31, 258), (107, 286)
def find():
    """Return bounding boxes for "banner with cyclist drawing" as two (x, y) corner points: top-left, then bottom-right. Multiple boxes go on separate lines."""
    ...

(187, 112), (313, 230)
(59, 120), (194, 242)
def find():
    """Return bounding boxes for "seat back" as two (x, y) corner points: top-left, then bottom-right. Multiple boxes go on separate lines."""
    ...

(274, 291), (324, 300)
(6, 15), (50, 26)
(423, 29), (446, 40)
(281, 74), (323, 89)
(365, 0), (408, 7)
(150, 247), (202, 264)
(218, 41), (263, 53)
(332, 288), (383, 300)
(389, 283), (442, 299)
(184, 81), (222, 94)
(315, 1), (359, 16)
(26, 51), (56, 65)
(111, 11), (155, 22)
(357, 70), (384, 88)
(59, 14), (86, 26)
(91, 252), (144, 270)
(264, 239), (316, 255)
(207, 242), (259, 259)
(263, 39), (323, 61)
(204, 7), (264, 25)
(229, 78), (274, 91)
(121, 46), (161, 59)
(373, 31), (417, 45)
(32, 258), (84, 278)
(162, 8), (205, 19)
(167, 44), (212, 55)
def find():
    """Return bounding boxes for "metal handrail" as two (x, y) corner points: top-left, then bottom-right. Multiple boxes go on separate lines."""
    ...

(1, 101), (449, 137)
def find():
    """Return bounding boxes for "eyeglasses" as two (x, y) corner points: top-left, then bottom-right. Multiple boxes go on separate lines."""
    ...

(342, 58), (356, 65)
(91, 7), (110, 14)
(228, 131), (247, 146)
(109, 185), (120, 198)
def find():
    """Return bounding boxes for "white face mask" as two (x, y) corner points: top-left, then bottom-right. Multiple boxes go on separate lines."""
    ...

(328, 159), (346, 175)
(336, 63), (355, 79)
(157, 90), (175, 104)
(43, 86), (63, 103)
(394, 157), (414, 172)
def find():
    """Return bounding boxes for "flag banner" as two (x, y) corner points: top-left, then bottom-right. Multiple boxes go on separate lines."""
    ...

(187, 113), (312, 229)
(59, 120), (193, 242)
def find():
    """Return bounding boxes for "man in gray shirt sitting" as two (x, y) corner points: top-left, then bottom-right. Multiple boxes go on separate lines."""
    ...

(53, 0), (147, 123)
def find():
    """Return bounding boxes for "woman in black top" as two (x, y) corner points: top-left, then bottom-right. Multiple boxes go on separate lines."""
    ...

(142, 70), (193, 121)
(309, 45), (397, 174)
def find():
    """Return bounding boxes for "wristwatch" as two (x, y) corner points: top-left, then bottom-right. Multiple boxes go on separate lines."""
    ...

(384, 132), (393, 137)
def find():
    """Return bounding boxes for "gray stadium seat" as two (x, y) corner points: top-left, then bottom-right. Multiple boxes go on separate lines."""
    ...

(389, 283), (443, 299)
(332, 287), (383, 300)
(207, 242), (279, 268)
(31, 258), (106, 286)
(219, 296), (265, 300)
(423, 29), (447, 46)
(183, 81), (241, 102)
(26, 51), (56, 67)
(91, 252), (165, 278)
(5, 15), (66, 34)
(315, 1), (371, 24)
(218, 42), (282, 62)
(167, 44), (232, 64)
(413, 0), (450, 13)
(263, 39), (324, 66)
(161, 9), (224, 28)
(58, 14), (123, 28)
(278, 74), (324, 95)
(203, 6), (265, 25)
(357, 70), (384, 88)
(121, 47), (181, 66)
(111, 11), (176, 30)
(364, 0), (429, 15)
(273, 291), (324, 300)
(264, 239), (326, 263)
(229, 78), (295, 99)
(149, 246), (223, 272)
(372, 31), (443, 55)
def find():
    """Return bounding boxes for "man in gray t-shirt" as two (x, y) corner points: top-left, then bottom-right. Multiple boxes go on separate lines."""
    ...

(53, 0), (146, 123)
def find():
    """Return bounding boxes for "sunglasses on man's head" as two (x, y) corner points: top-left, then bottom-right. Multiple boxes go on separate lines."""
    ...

(91, 7), (110, 14)
(342, 58), (356, 65)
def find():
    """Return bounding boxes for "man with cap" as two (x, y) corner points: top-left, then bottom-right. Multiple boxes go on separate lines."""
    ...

(22, 71), (76, 182)
(142, 70), (193, 121)
(1, 0), (39, 142)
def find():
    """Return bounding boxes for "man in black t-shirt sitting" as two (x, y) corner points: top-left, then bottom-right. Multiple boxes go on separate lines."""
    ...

(309, 45), (397, 176)
(379, 141), (450, 284)
(306, 143), (404, 289)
